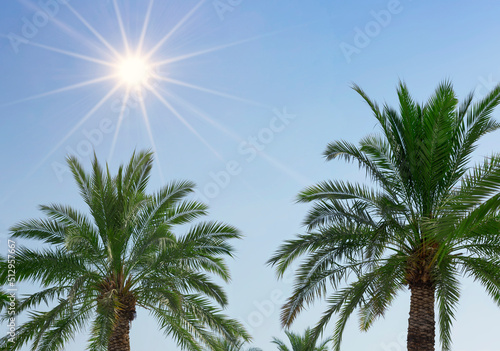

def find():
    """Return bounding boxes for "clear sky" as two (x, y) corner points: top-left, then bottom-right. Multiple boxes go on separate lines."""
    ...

(1, 0), (500, 350)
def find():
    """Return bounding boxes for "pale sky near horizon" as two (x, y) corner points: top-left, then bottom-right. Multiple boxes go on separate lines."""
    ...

(1, 0), (500, 350)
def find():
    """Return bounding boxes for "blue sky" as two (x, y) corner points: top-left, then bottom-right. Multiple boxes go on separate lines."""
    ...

(1, 0), (500, 350)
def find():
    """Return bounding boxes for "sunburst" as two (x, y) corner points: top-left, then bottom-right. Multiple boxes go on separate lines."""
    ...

(3, 0), (307, 192)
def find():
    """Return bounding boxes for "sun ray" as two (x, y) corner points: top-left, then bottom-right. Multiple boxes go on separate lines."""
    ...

(154, 39), (254, 67)
(31, 84), (122, 178)
(152, 87), (308, 185)
(138, 0), (155, 53)
(112, 0), (130, 55)
(258, 152), (311, 185)
(146, 85), (224, 160)
(159, 87), (309, 184)
(0, 1), (313, 206)
(146, 0), (206, 59)
(22, 41), (115, 67)
(46, 20), (111, 59)
(154, 76), (269, 108)
(158, 88), (241, 142)
(2, 75), (116, 107)
(15, 0), (110, 58)
(17, 0), (118, 61)
(3, 86), (122, 206)
(65, 2), (122, 59)
(139, 98), (165, 182)
(108, 88), (131, 161)
(153, 28), (291, 68)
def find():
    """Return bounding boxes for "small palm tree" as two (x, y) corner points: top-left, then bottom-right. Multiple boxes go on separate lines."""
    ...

(210, 336), (262, 351)
(269, 81), (500, 351)
(0, 151), (249, 351)
(272, 328), (330, 351)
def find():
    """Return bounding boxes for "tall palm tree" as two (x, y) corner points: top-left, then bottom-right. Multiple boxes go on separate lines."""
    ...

(0, 151), (249, 351)
(268, 81), (500, 351)
(271, 328), (330, 351)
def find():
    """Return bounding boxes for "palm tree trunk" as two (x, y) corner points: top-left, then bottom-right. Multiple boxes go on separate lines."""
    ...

(108, 294), (136, 351)
(407, 283), (435, 351)
(108, 311), (131, 351)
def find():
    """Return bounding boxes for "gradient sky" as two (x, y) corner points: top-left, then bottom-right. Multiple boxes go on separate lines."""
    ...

(1, 0), (500, 350)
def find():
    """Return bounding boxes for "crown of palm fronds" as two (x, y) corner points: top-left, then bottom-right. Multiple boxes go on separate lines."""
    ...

(1, 150), (250, 351)
(269, 81), (500, 351)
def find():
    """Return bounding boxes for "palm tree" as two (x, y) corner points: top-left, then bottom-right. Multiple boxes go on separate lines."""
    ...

(271, 328), (330, 351)
(0, 151), (249, 351)
(268, 81), (500, 351)
(210, 336), (262, 351)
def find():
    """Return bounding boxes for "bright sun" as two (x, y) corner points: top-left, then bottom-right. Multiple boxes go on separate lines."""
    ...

(117, 56), (152, 87)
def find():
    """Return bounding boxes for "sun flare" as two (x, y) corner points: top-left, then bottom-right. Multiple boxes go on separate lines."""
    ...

(17, 0), (274, 177)
(116, 56), (152, 87)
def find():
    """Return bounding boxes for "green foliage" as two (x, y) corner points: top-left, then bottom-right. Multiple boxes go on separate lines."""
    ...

(271, 328), (330, 351)
(0, 150), (249, 351)
(0, 289), (12, 313)
(209, 335), (262, 351)
(268, 81), (500, 351)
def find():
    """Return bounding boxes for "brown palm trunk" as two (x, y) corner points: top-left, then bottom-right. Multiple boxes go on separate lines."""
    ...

(407, 283), (435, 351)
(108, 312), (131, 351)
(108, 294), (136, 351)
